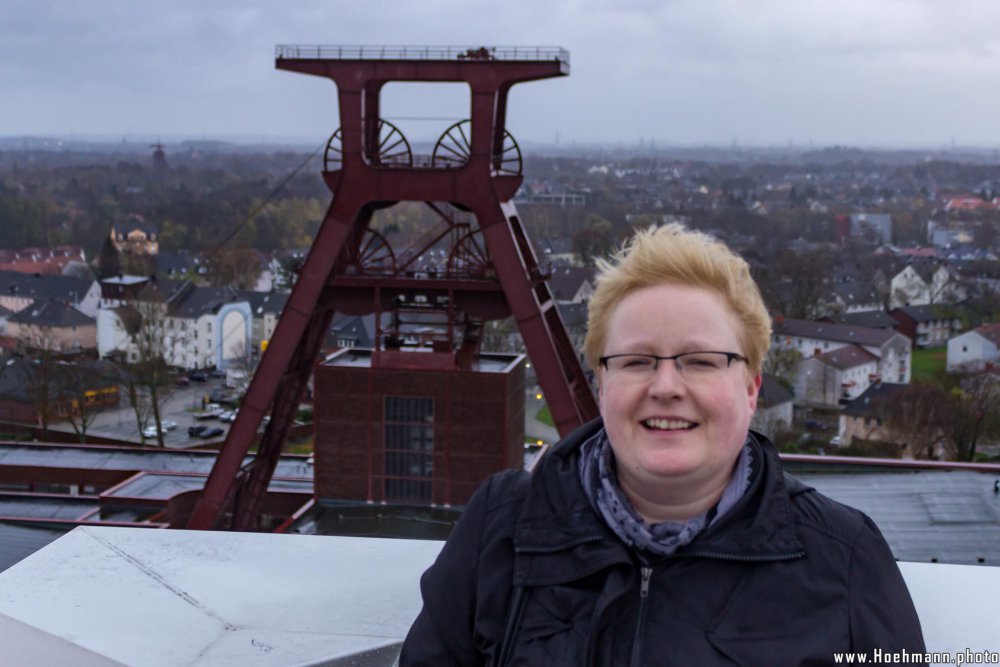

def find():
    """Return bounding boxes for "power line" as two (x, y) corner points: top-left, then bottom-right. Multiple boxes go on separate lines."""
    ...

(204, 141), (324, 260)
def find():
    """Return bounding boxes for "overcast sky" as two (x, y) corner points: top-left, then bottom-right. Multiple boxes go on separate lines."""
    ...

(4, 0), (1000, 148)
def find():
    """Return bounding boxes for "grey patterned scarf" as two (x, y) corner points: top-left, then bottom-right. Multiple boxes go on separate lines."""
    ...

(577, 428), (754, 558)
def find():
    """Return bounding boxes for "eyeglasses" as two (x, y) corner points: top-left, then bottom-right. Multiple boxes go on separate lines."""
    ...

(599, 351), (748, 382)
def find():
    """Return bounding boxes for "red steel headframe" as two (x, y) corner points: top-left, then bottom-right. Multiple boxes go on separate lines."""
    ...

(187, 45), (597, 530)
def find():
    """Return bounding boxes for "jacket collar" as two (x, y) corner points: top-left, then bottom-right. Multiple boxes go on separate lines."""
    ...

(512, 419), (805, 586)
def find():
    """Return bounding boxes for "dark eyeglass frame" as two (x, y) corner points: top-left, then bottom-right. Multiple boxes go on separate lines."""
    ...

(599, 351), (749, 372)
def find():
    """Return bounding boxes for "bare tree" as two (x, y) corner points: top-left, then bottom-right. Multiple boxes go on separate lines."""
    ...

(872, 383), (948, 459)
(879, 368), (1000, 461)
(123, 300), (176, 446)
(21, 351), (61, 440)
(755, 249), (833, 319)
(204, 248), (263, 290)
(937, 367), (1000, 461)
(763, 345), (802, 389)
(59, 361), (119, 444)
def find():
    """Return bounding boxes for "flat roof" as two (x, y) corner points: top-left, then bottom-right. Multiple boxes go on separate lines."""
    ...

(323, 348), (525, 373)
(796, 469), (1000, 566)
(0, 523), (73, 573)
(0, 443), (311, 480)
(0, 495), (98, 521)
(105, 473), (312, 502)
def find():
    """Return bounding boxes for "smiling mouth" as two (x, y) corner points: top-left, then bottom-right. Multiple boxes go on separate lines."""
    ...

(642, 418), (697, 431)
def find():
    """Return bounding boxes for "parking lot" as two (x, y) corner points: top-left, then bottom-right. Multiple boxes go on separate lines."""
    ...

(49, 376), (239, 449)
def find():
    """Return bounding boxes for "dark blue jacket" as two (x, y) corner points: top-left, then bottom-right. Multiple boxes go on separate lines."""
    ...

(401, 420), (926, 666)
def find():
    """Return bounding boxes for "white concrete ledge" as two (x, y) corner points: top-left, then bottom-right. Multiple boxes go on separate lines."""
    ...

(0, 527), (995, 666)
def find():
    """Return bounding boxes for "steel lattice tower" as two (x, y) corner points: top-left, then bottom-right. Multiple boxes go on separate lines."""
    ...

(187, 45), (597, 530)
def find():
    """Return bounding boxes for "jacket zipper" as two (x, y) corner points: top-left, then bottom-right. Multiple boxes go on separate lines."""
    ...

(514, 535), (606, 554)
(629, 566), (653, 667)
(624, 551), (801, 667)
(676, 550), (805, 562)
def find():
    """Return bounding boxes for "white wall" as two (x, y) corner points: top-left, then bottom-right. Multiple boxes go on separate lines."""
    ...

(947, 331), (999, 372)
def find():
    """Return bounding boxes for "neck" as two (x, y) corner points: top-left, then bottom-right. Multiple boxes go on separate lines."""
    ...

(616, 469), (731, 524)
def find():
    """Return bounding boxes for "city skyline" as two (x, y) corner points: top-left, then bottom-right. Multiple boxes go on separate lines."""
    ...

(4, 0), (1000, 149)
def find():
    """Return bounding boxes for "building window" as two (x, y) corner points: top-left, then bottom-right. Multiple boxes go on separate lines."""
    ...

(383, 396), (434, 502)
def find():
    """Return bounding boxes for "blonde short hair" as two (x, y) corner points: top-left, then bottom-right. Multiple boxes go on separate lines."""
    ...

(583, 224), (771, 375)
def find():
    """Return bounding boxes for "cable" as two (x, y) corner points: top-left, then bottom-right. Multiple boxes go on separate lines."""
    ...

(204, 141), (324, 261)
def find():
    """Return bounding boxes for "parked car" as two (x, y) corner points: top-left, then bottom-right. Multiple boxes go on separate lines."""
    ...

(199, 427), (225, 439)
(210, 389), (239, 406)
(142, 426), (160, 438)
(209, 368), (226, 378)
(829, 435), (843, 447)
(188, 425), (208, 438)
(218, 410), (237, 423)
(162, 420), (178, 431)
(175, 376), (191, 387)
(189, 371), (208, 383)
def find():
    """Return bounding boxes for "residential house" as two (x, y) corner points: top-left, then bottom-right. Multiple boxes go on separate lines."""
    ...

(850, 213), (892, 245)
(325, 314), (378, 351)
(795, 345), (880, 407)
(97, 279), (251, 371)
(926, 220), (973, 248)
(155, 251), (196, 280)
(548, 266), (595, 303)
(946, 323), (1000, 371)
(750, 374), (794, 438)
(889, 305), (964, 349)
(0, 271), (100, 318)
(830, 282), (883, 313)
(236, 290), (288, 355)
(889, 265), (930, 308)
(773, 318), (912, 386)
(537, 237), (579, 267)
(0, 246), (87, 276)
(0, 303), (13, 339)
(837, 382), (911, 451)
(821, 309), (898, 331)
(888, 263), (964, 309)
(110, 221), (158, 256)
(556, 301), (589, 368)
(5, 299), (96, 353)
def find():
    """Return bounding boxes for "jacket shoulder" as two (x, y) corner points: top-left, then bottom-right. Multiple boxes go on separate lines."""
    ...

(783, 472), (869, 548)
(482, 469), (531, 513)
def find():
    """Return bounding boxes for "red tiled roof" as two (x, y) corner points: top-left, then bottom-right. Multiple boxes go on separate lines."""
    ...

(974, 323), (1000, 347)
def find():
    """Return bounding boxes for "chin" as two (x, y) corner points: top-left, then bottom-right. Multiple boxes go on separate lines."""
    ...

(634, 450), (704, 479)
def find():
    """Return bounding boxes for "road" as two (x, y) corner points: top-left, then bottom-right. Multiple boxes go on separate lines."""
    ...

(51, 378), (564, 451)
(49, 377), (235, 449)
(525, 386), (560, 446)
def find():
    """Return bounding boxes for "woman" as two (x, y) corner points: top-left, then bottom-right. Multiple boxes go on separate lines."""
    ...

(401, 224), (925, 666)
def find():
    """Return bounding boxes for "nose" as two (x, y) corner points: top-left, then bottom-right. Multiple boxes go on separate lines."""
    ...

(647, 358), (685, 398)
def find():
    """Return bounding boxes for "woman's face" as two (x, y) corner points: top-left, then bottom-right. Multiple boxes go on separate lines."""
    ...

(597, 282), (761, 503)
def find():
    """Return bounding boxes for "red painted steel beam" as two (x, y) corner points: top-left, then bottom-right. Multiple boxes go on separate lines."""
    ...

(187, 194), (365, 529)
(476, 198), (598, 435)
(275, 59), (567, 87)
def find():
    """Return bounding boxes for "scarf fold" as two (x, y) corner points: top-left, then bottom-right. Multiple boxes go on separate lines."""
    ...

(577, 428), (753, 558)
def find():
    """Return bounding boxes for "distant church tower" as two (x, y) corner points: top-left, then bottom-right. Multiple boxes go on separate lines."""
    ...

(150, 141), (167, 169)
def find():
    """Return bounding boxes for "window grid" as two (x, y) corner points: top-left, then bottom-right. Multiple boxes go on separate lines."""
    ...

(381, 396), (434, 502)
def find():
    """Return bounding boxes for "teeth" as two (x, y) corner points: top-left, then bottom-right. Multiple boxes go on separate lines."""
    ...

(644, 419), (695, 430)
